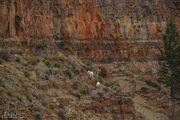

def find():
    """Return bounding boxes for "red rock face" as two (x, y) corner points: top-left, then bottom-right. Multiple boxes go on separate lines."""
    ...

(0, 0), (179, 60)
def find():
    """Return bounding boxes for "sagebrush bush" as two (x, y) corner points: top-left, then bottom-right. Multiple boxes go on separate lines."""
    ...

(35, 113), (41, 120)
(99, 67), (107, 78)
(0, 50), (11, 62)
(78, 83), (90, 95)
(24, 70), (30, 78)
(43, 57), (61, 68)
(0, 80), (6, 88)
(28, 57), (40, 65)
(145, 81), (161, 91)
(63, 69), (72, 78)
(7, 92), (23, 102)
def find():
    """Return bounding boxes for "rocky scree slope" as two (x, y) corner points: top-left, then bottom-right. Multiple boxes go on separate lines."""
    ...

(0, 49), (173, 120)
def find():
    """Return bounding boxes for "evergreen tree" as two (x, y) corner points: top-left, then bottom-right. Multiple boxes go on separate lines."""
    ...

(158, 20), (180, 119)
(158, 20), (180, 100)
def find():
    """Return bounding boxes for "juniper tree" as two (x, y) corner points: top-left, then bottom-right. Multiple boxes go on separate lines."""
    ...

(158, 20), (180, 119)
(159, 20), (180, 99)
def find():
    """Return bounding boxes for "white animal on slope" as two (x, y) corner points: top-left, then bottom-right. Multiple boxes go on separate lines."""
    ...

(87, 71), (94, 77)
(96, 82), (101, 87)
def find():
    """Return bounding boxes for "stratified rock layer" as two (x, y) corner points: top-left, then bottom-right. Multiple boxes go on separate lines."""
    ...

(0, 0), (179, 60)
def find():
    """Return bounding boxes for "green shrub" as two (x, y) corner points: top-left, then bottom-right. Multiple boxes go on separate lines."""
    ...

(35, 113), (41, 120)
(28, 57), (40, 65)
(32, 92), (39, 100)
(97, 92), (105, 99)
(46, 69), (53, 75)
(24, 70), (30, 78)
(158, 20), (180, 100)
(7, 92), (23, 102)
(7, 92), (14, 98)
(22, 83), (28, 91)
(26, 95), (32, 102)
(78, 83), (90, 95)
(9, 108), (17, 115)
(0, 59), (3, 64)
(54, 62), (61, 68)
(73, 83), (90, 98)
(57, 111), (66, 120)
(104, 81), (114, 87)
(42, 101), (48, 107)
(0, 80), (6, 88)
(41, 73), (50, 80)
(16, 95), (23, 102)
(15, 55), (21, 62)
(63, 69), (72, 78)
(99, 67), (107, 78)
(44, 59), (53, 67)
(145, 81), (161, 90)
(68, 60), (82, 74)
(0, 50), (11, 62)
(43, 57), (61, 68)
(74, 91), (81, 99)
(35, 43), (47, 50)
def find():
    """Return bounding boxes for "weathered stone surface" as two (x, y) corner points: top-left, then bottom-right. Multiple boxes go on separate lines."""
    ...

(0, 0), (179, 60)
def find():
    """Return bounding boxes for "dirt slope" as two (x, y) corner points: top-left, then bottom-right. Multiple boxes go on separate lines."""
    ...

(0, 49), (176, 120)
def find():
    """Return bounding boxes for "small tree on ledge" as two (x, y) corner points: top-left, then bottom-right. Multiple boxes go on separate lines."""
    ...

(158, 20), (180, 119)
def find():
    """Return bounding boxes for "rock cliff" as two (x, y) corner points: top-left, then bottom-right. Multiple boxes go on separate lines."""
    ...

(0, 0), (179, 60)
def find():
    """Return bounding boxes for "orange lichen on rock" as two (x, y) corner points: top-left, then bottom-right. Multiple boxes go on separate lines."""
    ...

(149, 22), (158, 33)
(176, 18), (180, 29)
